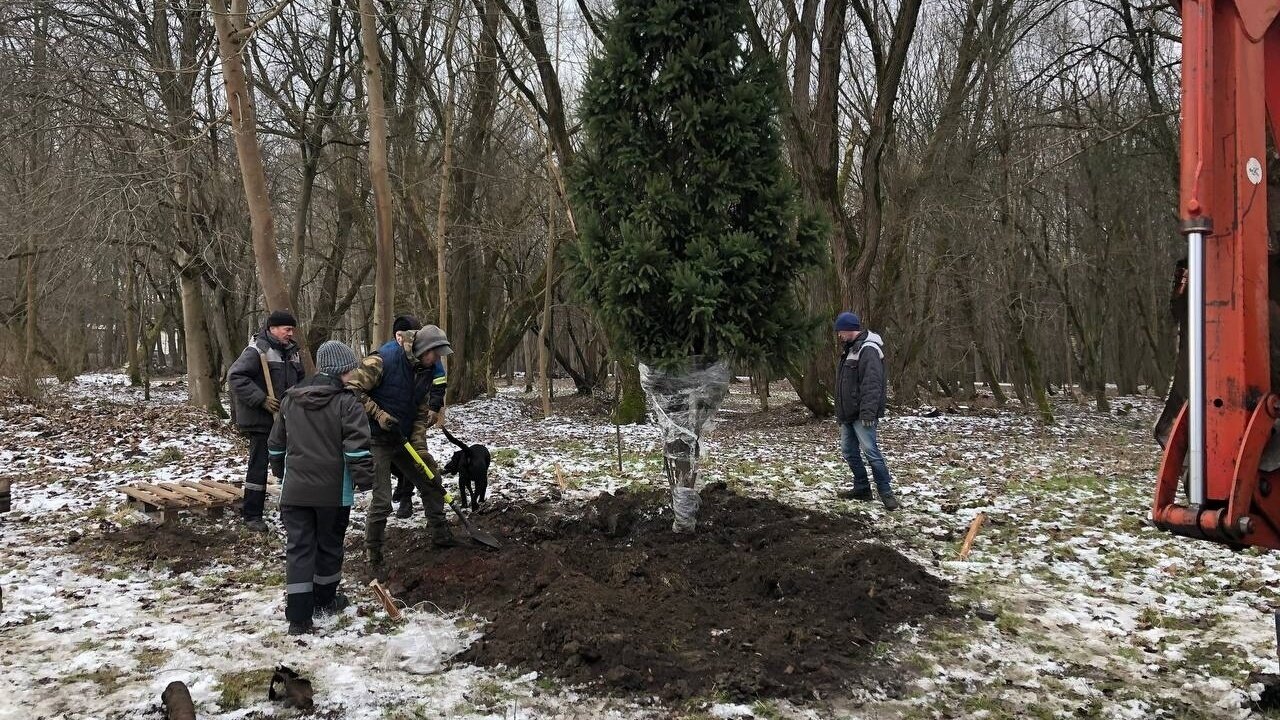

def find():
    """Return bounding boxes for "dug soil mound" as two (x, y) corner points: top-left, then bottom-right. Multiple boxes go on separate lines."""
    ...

(382, 483), (950, 702)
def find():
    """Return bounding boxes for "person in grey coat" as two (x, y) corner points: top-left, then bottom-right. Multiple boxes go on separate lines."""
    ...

(267, 340), (373, 635)
(832, 312), (899, 510)
(228, 310), (305, 531)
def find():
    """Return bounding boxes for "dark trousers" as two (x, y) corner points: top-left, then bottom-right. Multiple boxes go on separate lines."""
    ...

(243, 433), (269, 520)
(281, 505), (351, 624)
(392, 467), (414, 505)
(366, 443), (447, 551)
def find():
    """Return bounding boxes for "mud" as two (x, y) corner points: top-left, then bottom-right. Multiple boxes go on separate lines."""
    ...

(380, 483), (951, 702)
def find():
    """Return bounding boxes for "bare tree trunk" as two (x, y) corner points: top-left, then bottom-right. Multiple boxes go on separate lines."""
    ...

(434, 1), (463, 334)
(614, 354), (646, 424)
(1016, 316), (1053, 425)
(210, 0), (312, 371)
(539, 144), (556, 417)
(124, 254), (141, 385)
(358, 0), (395, 341)
(849, 0), (925, 315)
(179, 267), (223, 416)
(23, 236), (37, 387)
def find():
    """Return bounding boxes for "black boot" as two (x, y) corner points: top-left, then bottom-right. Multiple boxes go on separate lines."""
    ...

(314, 592), (349, 617)
(837, 488), (873, 501)
(395, 498), (413, 519)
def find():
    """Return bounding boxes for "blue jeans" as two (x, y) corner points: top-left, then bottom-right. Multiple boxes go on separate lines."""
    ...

(840, 420), (894, 499)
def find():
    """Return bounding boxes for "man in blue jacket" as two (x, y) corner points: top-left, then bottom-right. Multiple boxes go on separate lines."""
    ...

(833, 312), (899, 510)
(387, 315), (447, 518)
(347, 325), (456, 576)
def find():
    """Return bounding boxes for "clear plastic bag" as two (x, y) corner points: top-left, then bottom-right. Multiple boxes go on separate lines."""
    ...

(639, 358), (731, 532)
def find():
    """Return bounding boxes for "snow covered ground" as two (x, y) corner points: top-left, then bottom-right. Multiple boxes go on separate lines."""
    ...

(3, 374), (1279, 719)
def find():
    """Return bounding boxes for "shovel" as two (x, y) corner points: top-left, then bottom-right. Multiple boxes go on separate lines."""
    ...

(402, 441), (501, 550)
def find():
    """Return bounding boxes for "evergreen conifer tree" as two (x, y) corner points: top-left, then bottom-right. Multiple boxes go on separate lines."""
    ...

(569, 0), (826, 372)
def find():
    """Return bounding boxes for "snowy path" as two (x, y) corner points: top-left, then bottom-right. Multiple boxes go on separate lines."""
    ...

(3, 374), (1279, 719)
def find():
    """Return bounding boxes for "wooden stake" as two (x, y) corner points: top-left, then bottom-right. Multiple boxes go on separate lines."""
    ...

(368, 580), (402, 621)
(957, 512), (988, 560)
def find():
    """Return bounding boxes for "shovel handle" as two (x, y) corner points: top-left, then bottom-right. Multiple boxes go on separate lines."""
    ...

(402, 441), (436, 481)
(258, 351), (278, 418)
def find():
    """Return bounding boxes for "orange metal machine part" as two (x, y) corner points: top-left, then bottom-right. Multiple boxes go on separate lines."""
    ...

(1153, 0), (1280, 550)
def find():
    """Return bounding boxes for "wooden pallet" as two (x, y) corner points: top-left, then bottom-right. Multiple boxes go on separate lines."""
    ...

(118, 479), (280, 523)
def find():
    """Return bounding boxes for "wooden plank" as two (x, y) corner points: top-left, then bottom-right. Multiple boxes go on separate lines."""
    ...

(120, 486), (171, 508)
(126, 499), (163, 516)
(168, 484), (226, 508)
(202, 480), (246, 497)
(136, 483), (195, 508)
(185, 480), (238, 502)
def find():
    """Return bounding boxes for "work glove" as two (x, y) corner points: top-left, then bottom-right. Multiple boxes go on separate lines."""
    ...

(429, 408), (447, 429)
(270, 457), (284, 479)
(375, 410), (398, 432)
(262, 396), (281, 414)
(860, 418), (874, 429)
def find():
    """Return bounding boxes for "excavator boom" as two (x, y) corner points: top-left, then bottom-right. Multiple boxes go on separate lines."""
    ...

(1153, 0), (1280, 549)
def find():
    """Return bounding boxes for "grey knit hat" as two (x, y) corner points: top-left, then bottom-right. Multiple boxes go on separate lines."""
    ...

(316, 340), (358, 376)
(411, 325), (453, 358)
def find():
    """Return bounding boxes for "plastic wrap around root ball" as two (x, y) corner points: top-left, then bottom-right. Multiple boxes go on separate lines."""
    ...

(639, 359), (731, 533)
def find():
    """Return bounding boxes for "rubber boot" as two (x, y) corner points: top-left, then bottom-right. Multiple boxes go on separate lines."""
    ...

(366, 520), (387, 579)
(395, 498), (413, 519)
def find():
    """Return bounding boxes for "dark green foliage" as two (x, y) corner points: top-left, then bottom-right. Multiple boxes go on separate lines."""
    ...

(568, 0), (827, 371)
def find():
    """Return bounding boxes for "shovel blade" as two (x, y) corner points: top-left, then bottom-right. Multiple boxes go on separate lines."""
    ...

(450, 500), (501, 550)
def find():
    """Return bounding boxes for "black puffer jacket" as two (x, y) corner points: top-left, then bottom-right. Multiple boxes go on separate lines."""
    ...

(267, 374), (373, 508)
(228, 329), (305, 434)
(835, 331), (887, 423)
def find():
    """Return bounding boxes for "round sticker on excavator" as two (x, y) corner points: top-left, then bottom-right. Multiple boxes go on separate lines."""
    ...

(1247, 157), (1263, 185)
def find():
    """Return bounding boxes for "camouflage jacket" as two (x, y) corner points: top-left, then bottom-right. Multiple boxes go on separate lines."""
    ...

(346, 336), (446, 448)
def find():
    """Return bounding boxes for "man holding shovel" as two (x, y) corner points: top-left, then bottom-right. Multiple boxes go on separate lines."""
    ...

(387, 315), (448, 519)
(228, 310), (305, 532)
(347, 325), (457, 577)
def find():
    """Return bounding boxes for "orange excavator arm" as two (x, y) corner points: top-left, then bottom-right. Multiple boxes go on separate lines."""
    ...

(1153, 0), (1280, 549)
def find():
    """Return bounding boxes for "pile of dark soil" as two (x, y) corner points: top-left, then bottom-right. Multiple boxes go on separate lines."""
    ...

(381, 483), (950, 702)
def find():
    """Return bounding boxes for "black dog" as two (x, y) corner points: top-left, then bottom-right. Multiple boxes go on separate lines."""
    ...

(442, 428), (491, 511)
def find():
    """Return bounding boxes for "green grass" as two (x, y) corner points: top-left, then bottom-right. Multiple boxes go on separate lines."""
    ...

(217, 668), (273, 710)
(490, 448), (518, 466)
(134, 647), (171, 672)
(64, 667), (124, 694)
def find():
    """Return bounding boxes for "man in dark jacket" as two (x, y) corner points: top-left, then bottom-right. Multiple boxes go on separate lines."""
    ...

(228, 310), (305, 531)
(268, 340), (373, 635)
(388, 315), (448, 519)
(347, 325), (456, 576)
(833, 312), (899, 510)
